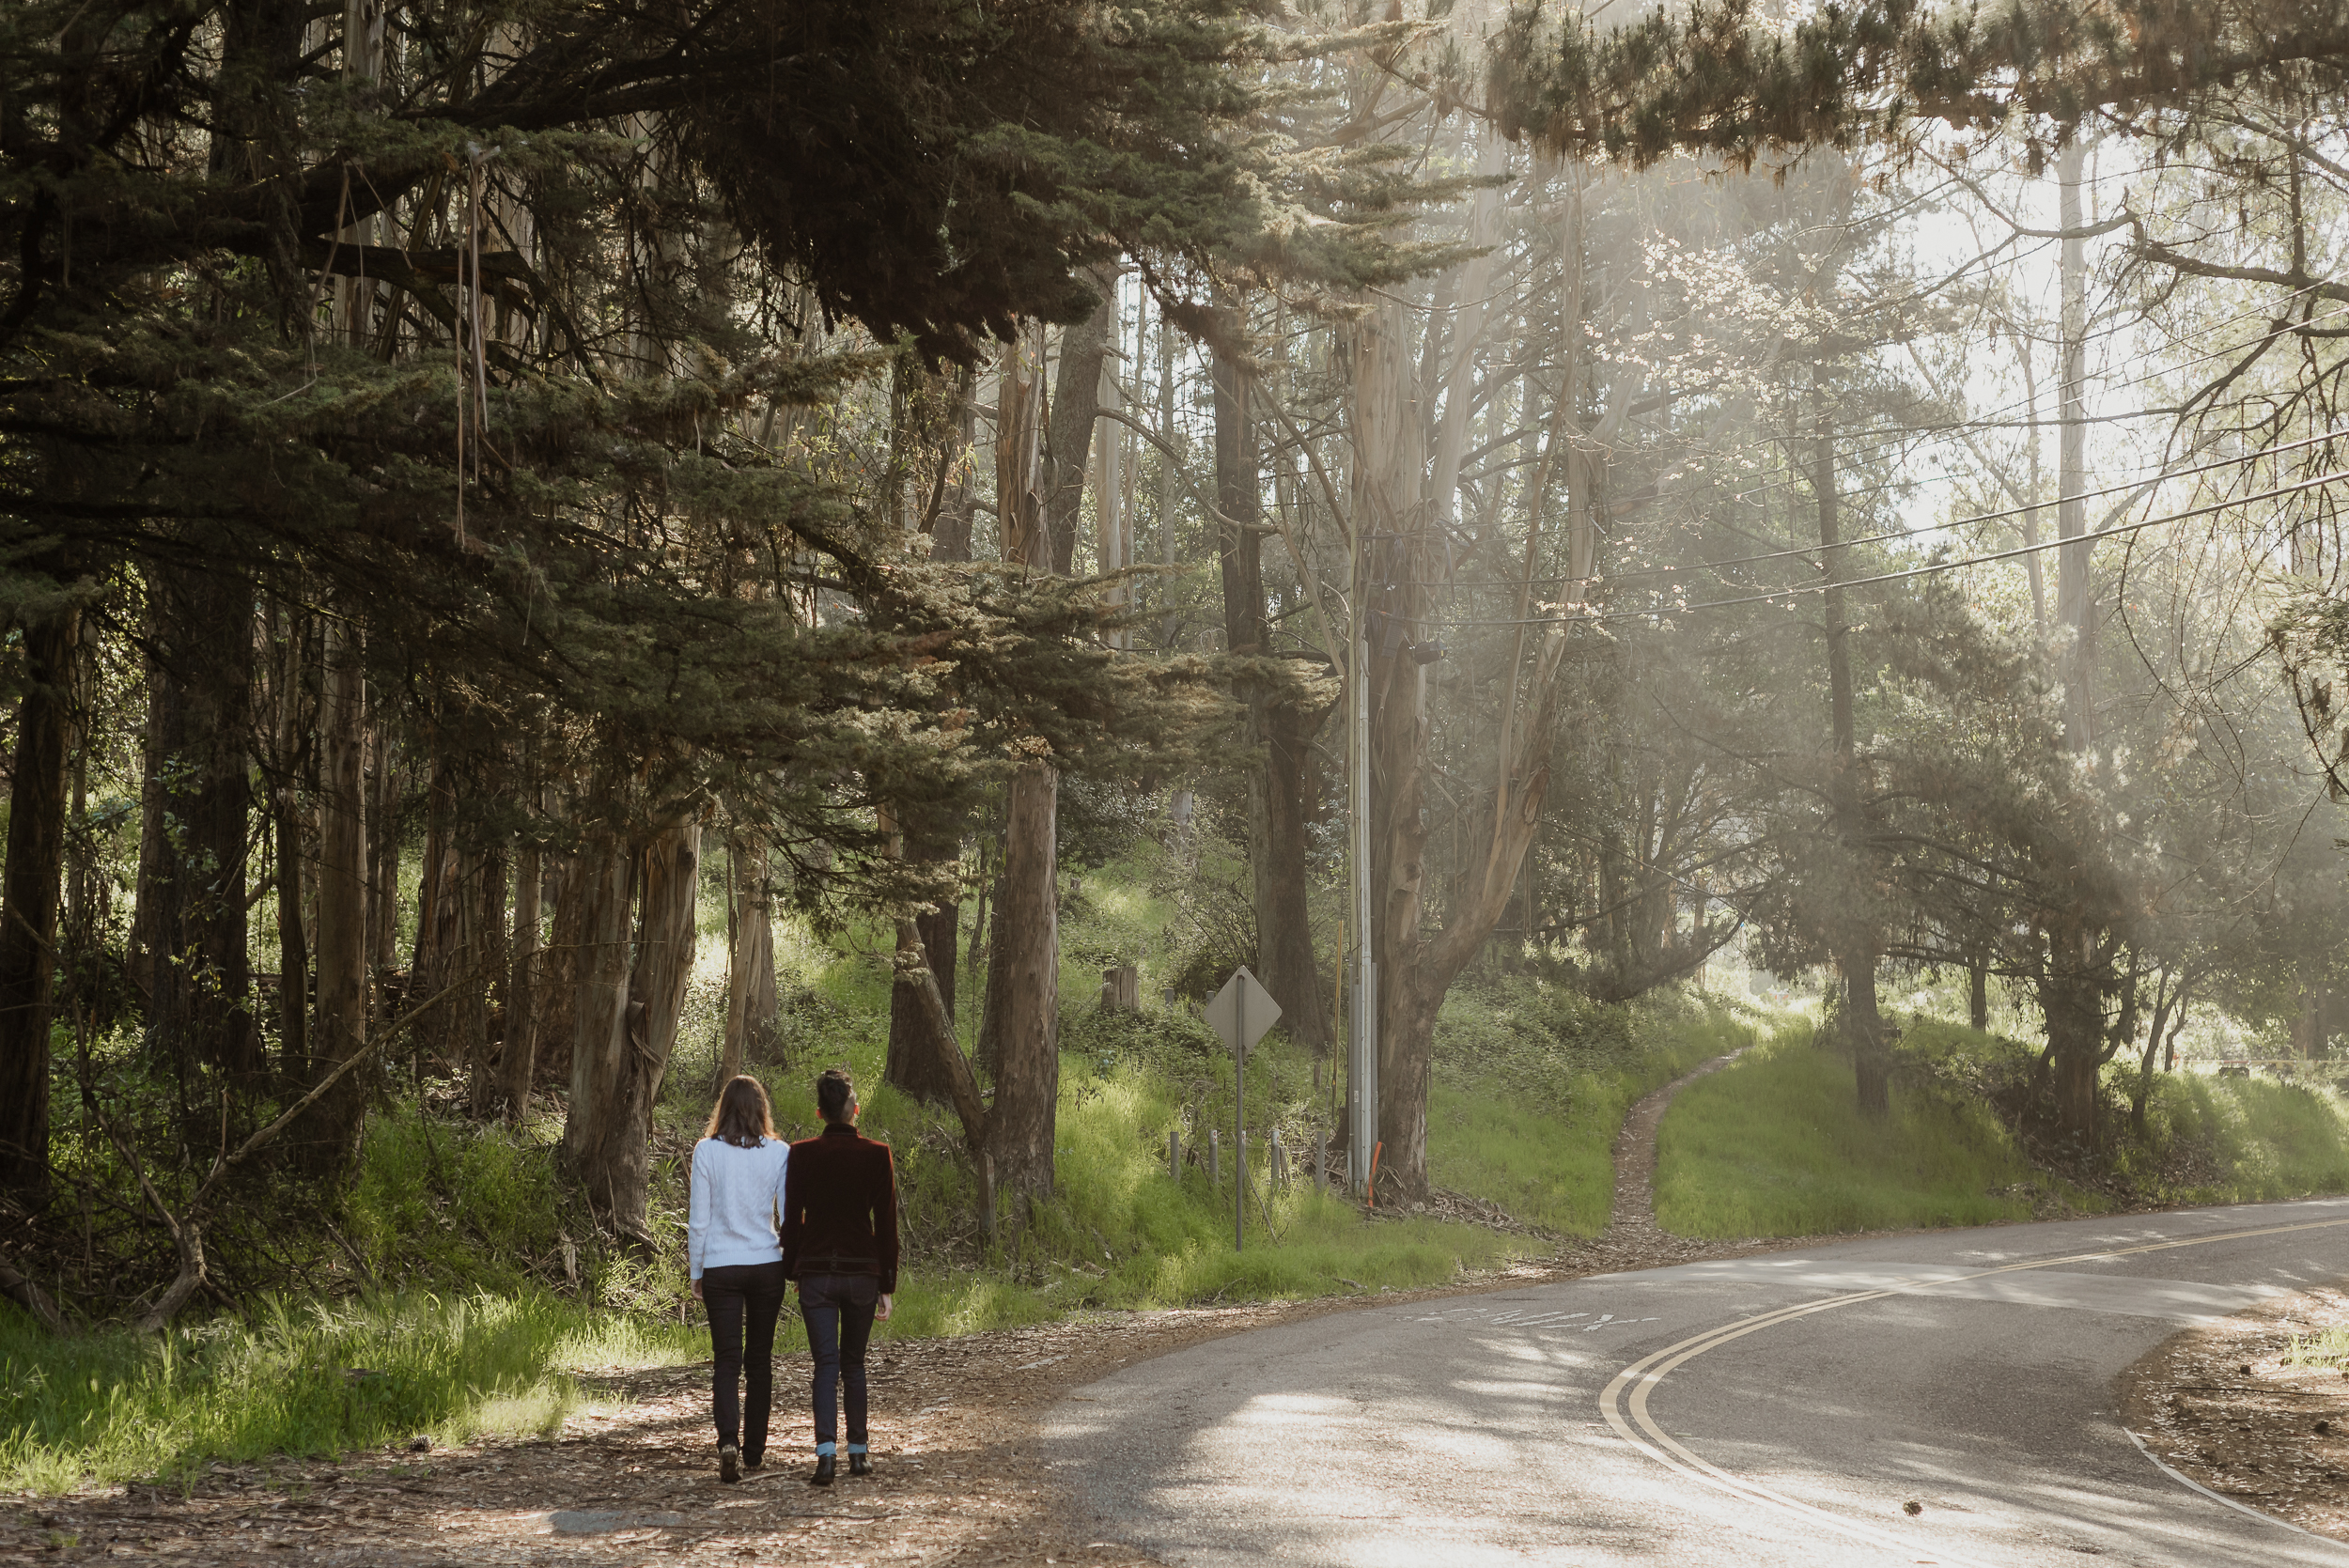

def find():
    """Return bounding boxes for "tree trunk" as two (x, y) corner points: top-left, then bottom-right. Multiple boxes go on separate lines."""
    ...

(366, 719), (400, 979)
(1044, 272), (1117, 575)
(630, 826), (698, 1090)
(501, 840), (542, 1120)
(0, 605), (81, 1211)
(1209, 304), (1330, 1052)
(2039, 919), (2106, 1147)
(271, 795), (309, 1072)
(723, 832), (780, 1079)
(142, 560), (257, 1084)
(974, 318), (1066, 1211)
(409, 769), (453, 1025)
(928, 365), (980, 564)
(467, 841), (510, 1118)
(1816, 411), (1890, 1116)
(563, 823), (697, 1244)
(886, 815), (962, 1106)
(129, 641), (169, 1010)
(1968, 959), (1989, 1032)
(997, 327), (1050, 572)
(894, 916), (989, 1150)
(264, 598), (315, 1076)
(981, 763), (1059, 1205)
(1351, 292), (1564, 1199)
(2131, 975), (2180, 1139)
(1259, 694), (1331, 1050)
(561, 840), (638, 1223)
(299, 618), (370, 1172)
(535, 855), (585, 1090)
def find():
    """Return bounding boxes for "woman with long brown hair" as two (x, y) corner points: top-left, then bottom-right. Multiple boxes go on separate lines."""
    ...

(689, 1074), (790, 1483)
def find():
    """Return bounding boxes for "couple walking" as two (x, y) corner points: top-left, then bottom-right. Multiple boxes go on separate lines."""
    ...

(688, 1068), (896, 1486)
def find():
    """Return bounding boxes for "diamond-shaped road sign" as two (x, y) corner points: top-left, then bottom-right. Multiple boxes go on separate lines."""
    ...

(1206, 966), (1281, 1058)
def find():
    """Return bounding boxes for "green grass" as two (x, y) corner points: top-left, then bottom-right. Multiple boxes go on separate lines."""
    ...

(1654, 1022), (2048, 1237)
(2284, 1325), (2349, 1371)
(10, 843), (1762, 1497)
(1429, 979), (1758, 1234)
(2121, 1071), (2349, 1204)
(0, 1291), (702, 1493)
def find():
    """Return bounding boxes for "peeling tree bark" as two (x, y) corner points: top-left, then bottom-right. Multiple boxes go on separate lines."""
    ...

(564, 824), (697, 1247)
(1044, 272), (1116, 575)
(1351, 286), (1571, 1200)
(981, 763), (1060, 1205)
(976, 321), (1065, 1212)
(723, 833), (779, 1080)
(561, 839), (637, 1222)
(885, 809), (963, 1107)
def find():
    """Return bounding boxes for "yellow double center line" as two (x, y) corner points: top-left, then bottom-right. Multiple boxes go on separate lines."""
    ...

(1598, 1215), (2349, 1565)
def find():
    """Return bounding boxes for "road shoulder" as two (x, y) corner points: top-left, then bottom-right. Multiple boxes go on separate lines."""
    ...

(2121, 1281), (2349, 1544)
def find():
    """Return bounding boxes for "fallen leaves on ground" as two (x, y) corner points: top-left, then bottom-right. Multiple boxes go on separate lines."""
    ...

(2123, 1284), (2349, 1542)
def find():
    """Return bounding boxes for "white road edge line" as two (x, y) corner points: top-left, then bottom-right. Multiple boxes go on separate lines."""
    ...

(2122, 1427), (2349, 1551)
(1602, 1212), (2349, 1562)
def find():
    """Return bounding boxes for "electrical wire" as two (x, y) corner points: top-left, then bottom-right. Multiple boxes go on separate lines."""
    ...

(1594, 425), (2349, 584)
(1417, 468), (2349, 630)
(1335, 428), (2349, 595)
(1698, 289), (2349, 511)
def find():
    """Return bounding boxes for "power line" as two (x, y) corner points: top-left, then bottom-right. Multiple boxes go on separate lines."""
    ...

(1703, 289), (2349, 512)
(1423, 469), (2349, 630)
(1595, 426), (2349, 585)
(1370, 427), (2349, 593)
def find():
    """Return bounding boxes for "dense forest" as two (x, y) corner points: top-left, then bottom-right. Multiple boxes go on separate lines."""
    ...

(8, 0), (2349, 1362)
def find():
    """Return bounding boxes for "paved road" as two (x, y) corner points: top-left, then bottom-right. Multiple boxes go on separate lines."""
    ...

(1046, 1198), (2349, 1567)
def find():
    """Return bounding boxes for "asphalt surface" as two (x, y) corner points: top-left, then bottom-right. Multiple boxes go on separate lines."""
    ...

(1046, 1197), (2349, 1567)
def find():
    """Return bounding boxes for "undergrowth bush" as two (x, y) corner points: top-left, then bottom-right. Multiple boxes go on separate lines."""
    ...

(0, 1291), (700, 1492)
(1897, 1016), (2349, 1207)
(2123, 1072), (2349, 1203)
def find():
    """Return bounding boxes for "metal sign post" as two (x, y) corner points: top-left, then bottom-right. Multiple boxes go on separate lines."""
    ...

(1206, 966), (1280, 1250)
(1349, 528), (1378, 1197)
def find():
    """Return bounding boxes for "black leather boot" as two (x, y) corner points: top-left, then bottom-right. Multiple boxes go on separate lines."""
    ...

(810, 1454), (836, 1487)
(848, 1452), (872, 1477)
(719, 1444), (740, 1484)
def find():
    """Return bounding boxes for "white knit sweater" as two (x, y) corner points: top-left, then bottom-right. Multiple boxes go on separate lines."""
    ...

(687, 1136), (790, 1279)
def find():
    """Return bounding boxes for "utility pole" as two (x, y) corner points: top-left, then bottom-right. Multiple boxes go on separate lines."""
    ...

(1348, 519), (1377, 1195)
(2057, 138), (2093, 757)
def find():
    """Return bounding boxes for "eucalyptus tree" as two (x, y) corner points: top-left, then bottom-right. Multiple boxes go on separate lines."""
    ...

(0, 0), (1280, 1308)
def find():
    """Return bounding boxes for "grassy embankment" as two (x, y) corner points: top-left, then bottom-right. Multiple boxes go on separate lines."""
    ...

(1655, 1018), (2349, 1237)
(5, 837), (1752, 1491)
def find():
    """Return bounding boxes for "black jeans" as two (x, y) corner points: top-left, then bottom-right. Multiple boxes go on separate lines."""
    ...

(799, 1272), (879, 1448)
(703, 1260), (787, 1458)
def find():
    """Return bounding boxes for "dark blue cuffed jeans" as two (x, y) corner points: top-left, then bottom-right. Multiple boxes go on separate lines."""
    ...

(799, 1272), (879, 1451)
(703, 1260), (788, 1461)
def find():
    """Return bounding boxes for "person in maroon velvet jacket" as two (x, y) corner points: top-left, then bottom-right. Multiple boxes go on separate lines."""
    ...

(779, 1068), (898, 1486)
